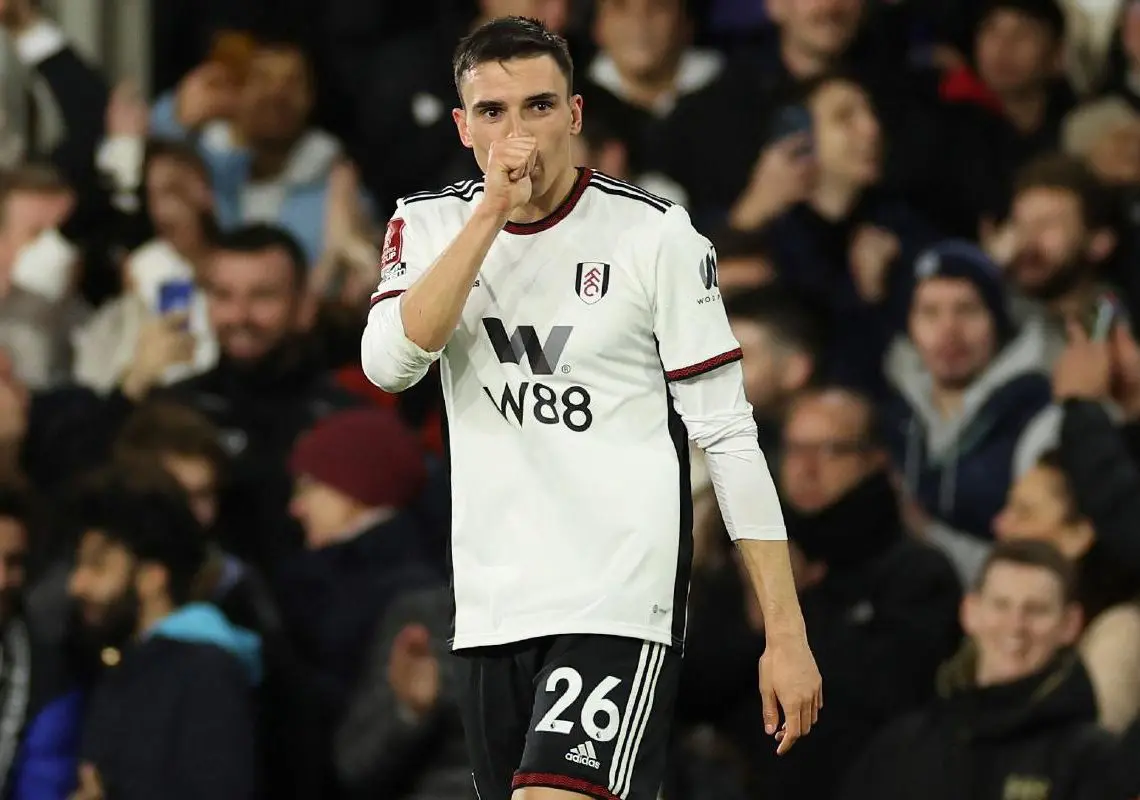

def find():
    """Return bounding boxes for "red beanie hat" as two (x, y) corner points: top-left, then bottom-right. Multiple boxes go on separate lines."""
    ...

(289, 408), (428, 509)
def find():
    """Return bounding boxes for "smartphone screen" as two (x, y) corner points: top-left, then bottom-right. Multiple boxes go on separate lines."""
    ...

(158, 279), (195, 317)
(1086, 293), (1122, 341)
(767, 105), (814, 156)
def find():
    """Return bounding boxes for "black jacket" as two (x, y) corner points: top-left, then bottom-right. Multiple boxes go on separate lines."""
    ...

(840, 651), (1114, 800)
(81, 636), (257, 800)
(161, 343), (358, 567)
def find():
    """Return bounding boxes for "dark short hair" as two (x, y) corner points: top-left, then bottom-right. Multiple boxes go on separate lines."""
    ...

(452, 16), (574, 102)
(791, 384), (886, 448)
(1014, 152), (1116, 230)
(114, 402), (227, 475)
(725, 287), (827, 365)
(145, 138), (210, 184)
(73, 468), (207, 606)
(213, 223), (308, 288)
(976, 539), (1077, 604)
(980, 0), (1066, 41)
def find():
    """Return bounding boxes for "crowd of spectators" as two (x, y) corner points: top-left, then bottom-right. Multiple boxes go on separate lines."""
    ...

(2, 0), (1140, 797)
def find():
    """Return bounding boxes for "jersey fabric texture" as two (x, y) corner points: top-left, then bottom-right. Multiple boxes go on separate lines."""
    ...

(370, 168), (742, 650)
(458, 634), (680, 800)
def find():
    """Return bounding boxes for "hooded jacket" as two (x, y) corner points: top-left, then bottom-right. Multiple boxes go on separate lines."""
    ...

(80, 603), (262, 800)
(840, 649), (1114, 800)
(884, 316), (1060, 579)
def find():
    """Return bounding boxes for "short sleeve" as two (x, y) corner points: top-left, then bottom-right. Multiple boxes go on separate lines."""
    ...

(652, 206), (742, 381)
(369, 203), (434, 307)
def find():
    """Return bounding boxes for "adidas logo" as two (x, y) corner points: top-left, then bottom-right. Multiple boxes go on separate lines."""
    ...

(565, 741), (600, 769)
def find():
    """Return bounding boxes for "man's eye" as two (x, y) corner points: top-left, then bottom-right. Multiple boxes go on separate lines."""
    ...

(533, 102), (552, 112)
(481, 109), (501, 119)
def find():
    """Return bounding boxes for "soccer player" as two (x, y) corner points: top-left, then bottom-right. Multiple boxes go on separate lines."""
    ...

(361, 16), (821, 800)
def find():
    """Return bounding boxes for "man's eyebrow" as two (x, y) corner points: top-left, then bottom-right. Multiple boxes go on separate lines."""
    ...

(472, 99), (506, 113)
(525, 92), (559, 105)
(471, 93), (559, 112)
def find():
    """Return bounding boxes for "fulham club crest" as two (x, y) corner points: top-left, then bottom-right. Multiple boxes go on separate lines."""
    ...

(575, 262), (610, 305)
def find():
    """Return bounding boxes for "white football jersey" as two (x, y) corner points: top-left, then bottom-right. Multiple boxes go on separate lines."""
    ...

(371, 169), (742, 649)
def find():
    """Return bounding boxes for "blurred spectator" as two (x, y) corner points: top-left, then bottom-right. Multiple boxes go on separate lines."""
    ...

(994, 450), (1140, 732)
(725, 287), (825, 457)
(0, 483), (84, 800)
(741, 72), (939, 393)
(580, 0), (723, 182)
(277, 408), (440, 795)
(143, 224), (357, 567)
(840, 540), (1113, 800)
(152, 36), (370, 264)
(353, 0), (572, 216)
(732, 387), (960, 800)
(0, 164), (83, 390)
(334, 585), (468, 800)
(884, 241), (1056, 584)
(68, 469), (259, 800)
(990, 154), (1122, 363)
(1109, 714), (1140, 799)
(1052, 318), (1140, 577)
(965, 0), (1074, 185)
(77, 139), (220, 392)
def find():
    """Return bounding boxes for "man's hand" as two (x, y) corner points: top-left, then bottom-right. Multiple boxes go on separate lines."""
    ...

(68, 763), (103, 800)
(759, 635), (822, 755)
(120, 312), (195, 400)
(728, 135), (815, 231)
(1053, 319), (1112, 402)
(388, 623), (440, 718)
(849, 225), (900, 302)
(176, 63), (241, 129)
(483, 136), (538, 218)
(106, 80), (149, 139)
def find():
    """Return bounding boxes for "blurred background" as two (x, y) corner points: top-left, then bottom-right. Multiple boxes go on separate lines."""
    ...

(4, 0), (1140, 798)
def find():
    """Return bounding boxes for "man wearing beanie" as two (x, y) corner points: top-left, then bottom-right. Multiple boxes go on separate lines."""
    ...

(738, 387), (960, 800)
(883, 240), (1059, 586)
(276, 408), (442, 796)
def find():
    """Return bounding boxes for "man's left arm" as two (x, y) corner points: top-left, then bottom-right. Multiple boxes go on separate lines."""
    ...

(651, 206), (822, 752)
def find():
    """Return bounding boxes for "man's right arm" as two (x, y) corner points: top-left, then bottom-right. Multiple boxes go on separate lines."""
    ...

(361, 204), (506, 393)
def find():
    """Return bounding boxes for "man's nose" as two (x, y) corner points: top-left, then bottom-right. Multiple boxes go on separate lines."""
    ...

(505, 113), (529, 139)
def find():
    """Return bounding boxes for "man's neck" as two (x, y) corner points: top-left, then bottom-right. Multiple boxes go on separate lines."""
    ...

(507, 165), (580, 225)
(615, 58), (682, 111)
(136, 598), (175, 638)
(780, 38), (834, 80)
(1046, 280), (1098, 320)
(931, 384), (966, 419)
(999, 88), (1047, 135)
(809, 179), (862, 221)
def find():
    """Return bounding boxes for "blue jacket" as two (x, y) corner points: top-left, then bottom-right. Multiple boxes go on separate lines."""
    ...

(150, 94), (371, 265)
(883, 316), (1058, 544)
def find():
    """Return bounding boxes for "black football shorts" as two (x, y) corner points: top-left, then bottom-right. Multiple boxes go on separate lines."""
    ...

(456, 634), (680, 800)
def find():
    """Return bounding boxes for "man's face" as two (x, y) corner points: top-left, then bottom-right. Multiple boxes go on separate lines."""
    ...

(289, 477), (362, 549)
(67, 531), (140, 647)
(0, 517), (26, 625)
(780, 392), (880, 512)
(204, 246), (303, 364)
(596, 0), (686, 83)
(162, 454), (218, 529)
(0, 188), (73, 271)
(963, 561), (1080, 686)
(1008, 187), (1094, 300)
(769, 0), (862, 62)
(975, 10), (1057, 97)
(731, 319), (806, 414)
(454, 55), (583, 200)
(237, 47), (313, 147)
(909, 278), (997, 390)
(811, 80), (880, 188)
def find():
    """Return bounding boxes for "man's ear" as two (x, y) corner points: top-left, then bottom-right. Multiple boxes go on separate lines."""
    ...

(1087, 228), (1117, 264)
(569, 95), (583, 136)
(453, 108), (473, 149)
